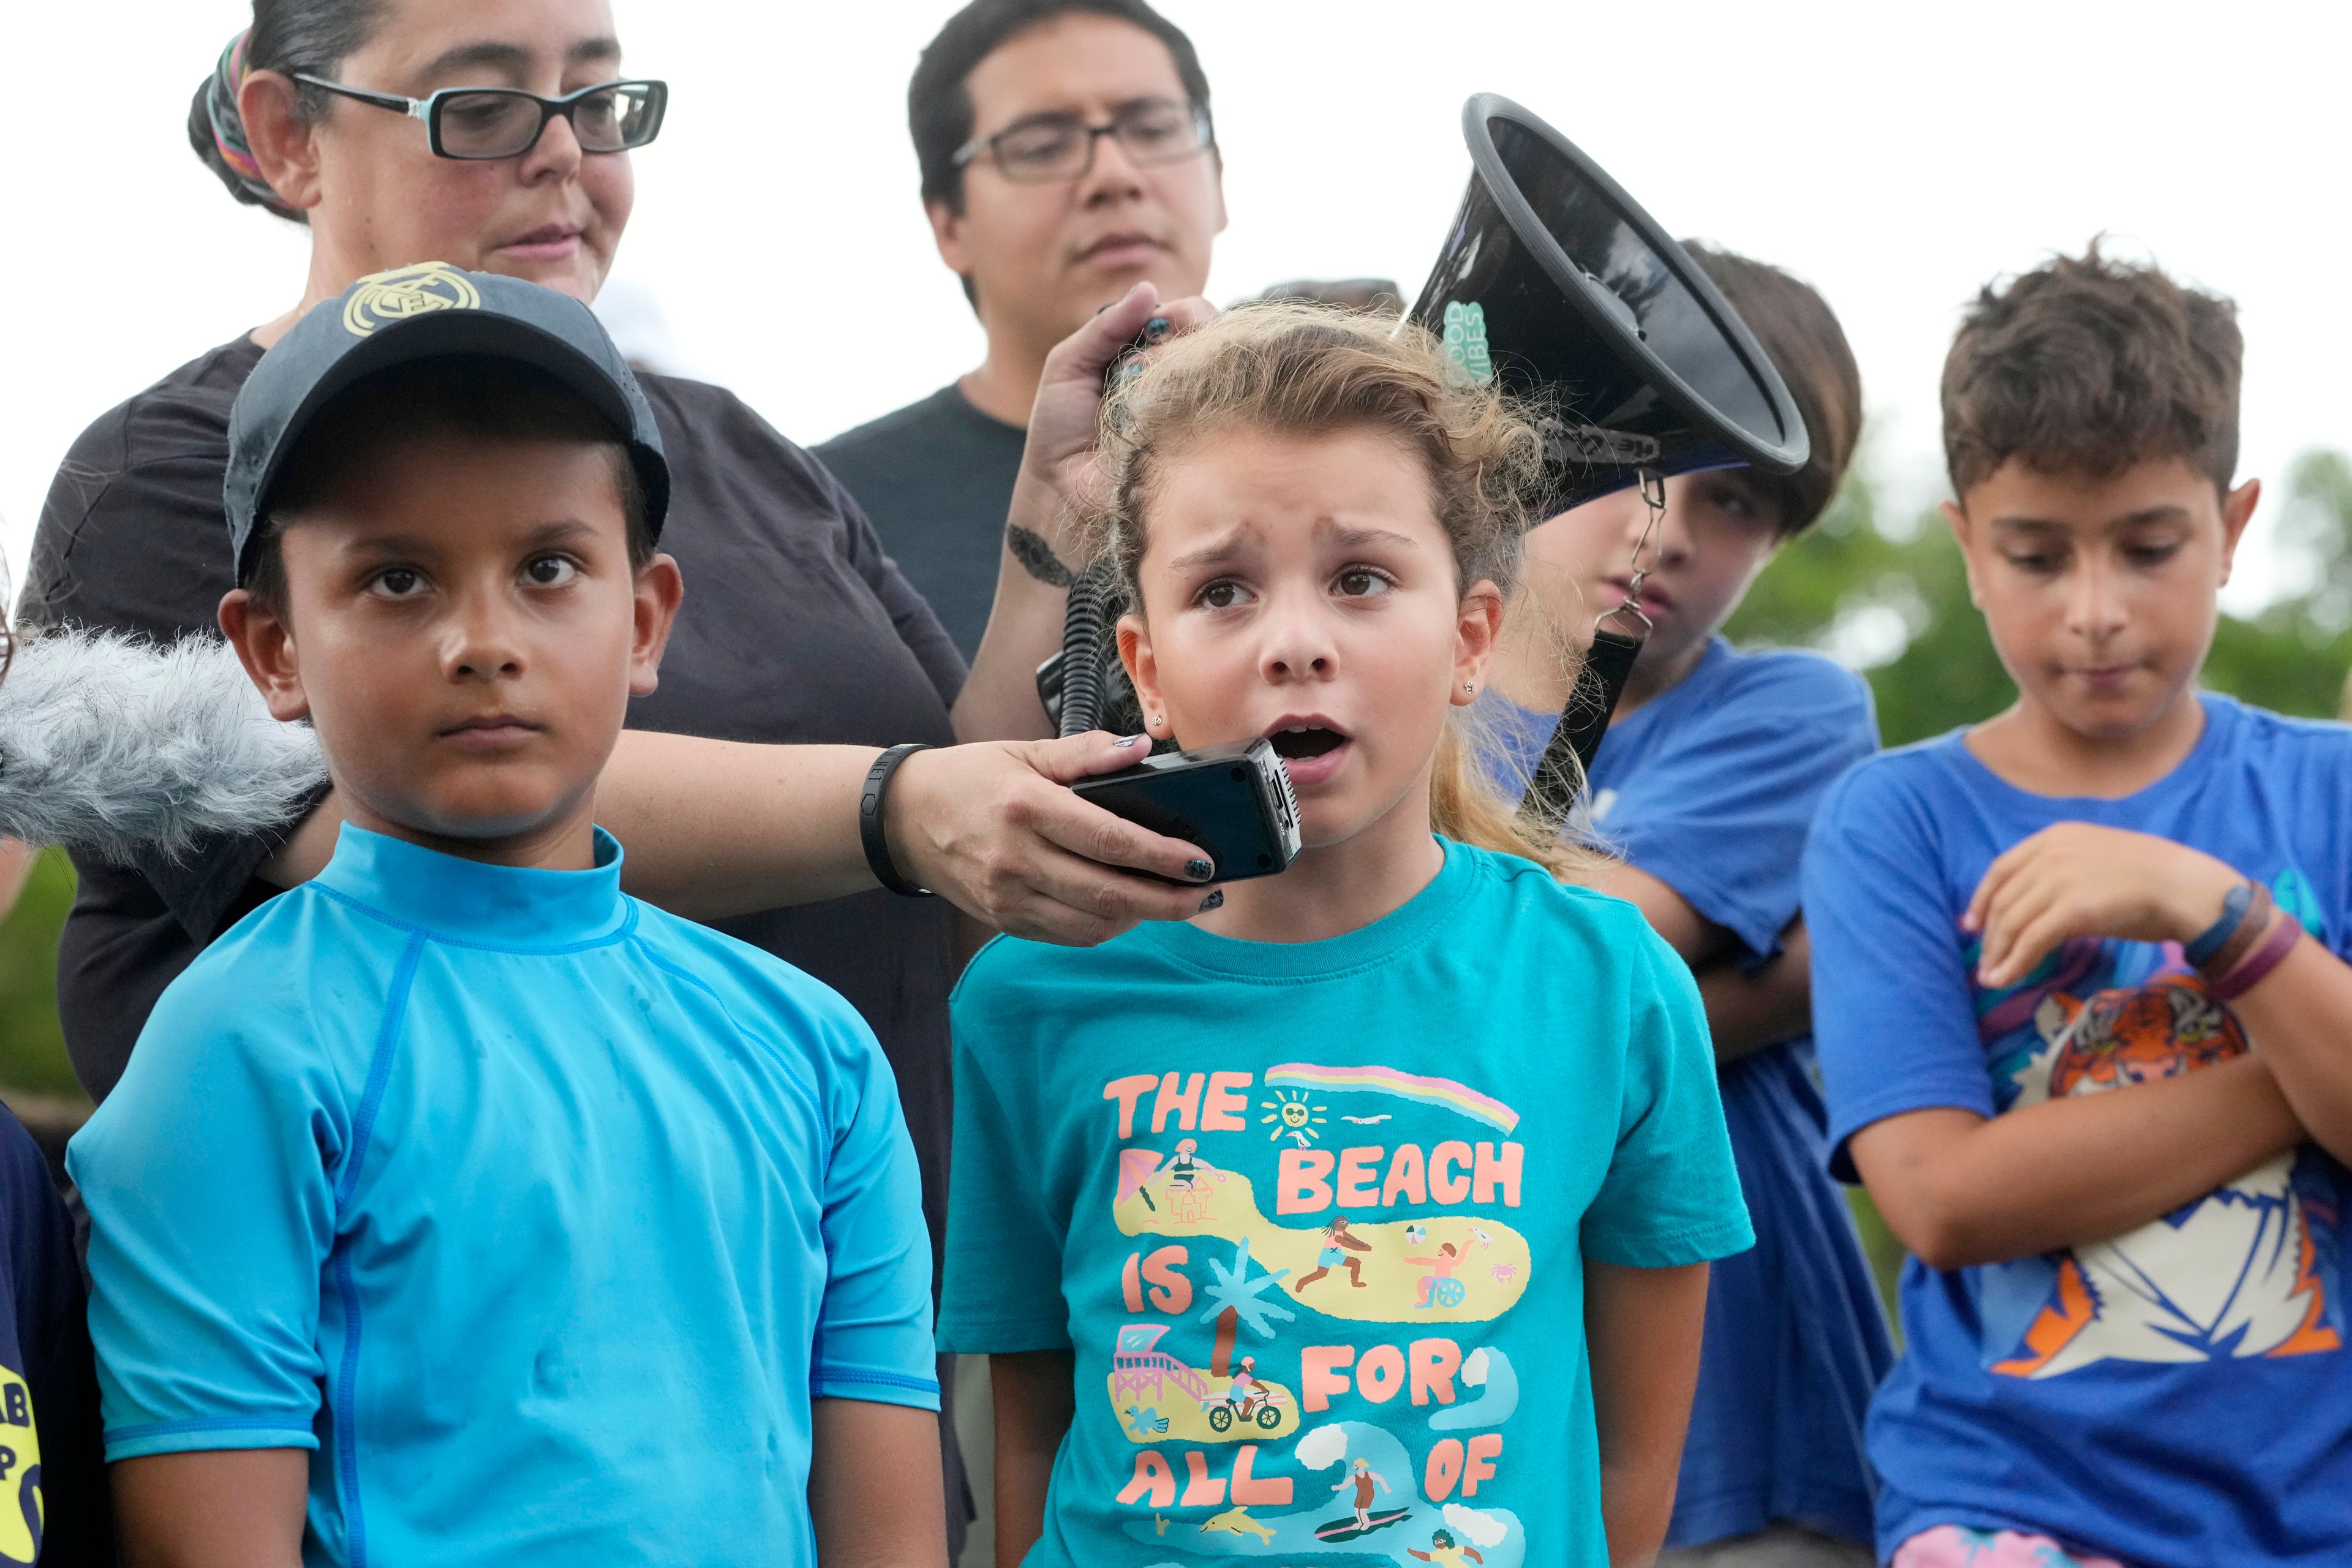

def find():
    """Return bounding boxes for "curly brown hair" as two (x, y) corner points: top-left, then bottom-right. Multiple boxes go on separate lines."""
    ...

(1082, 303), (1606, 883)
(1942, 241), (2242, 499)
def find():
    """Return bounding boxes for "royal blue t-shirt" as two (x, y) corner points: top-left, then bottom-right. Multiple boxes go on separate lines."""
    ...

(1485, 637), (1893, 1549)
(1806, 694), (2352, 1566)
(940, 838), (1753, 1568)
(71, 825), (938, 1568)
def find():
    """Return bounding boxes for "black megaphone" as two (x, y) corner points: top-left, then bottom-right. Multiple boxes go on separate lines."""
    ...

(1046, 93), (1812, 861)
(1408, 94), (1808, 817)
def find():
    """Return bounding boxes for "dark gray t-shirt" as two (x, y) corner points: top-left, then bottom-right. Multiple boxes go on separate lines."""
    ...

(816, 383), (1026, 660)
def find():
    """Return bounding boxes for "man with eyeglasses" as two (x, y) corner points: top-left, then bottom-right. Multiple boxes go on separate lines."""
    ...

(818, 0), (1226, 660)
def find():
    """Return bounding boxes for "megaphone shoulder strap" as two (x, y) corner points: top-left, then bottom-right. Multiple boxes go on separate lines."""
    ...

(1515, 469), (1664, 826)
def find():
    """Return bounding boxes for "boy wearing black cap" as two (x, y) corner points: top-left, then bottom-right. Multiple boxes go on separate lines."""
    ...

(67, 265), (945, 1568)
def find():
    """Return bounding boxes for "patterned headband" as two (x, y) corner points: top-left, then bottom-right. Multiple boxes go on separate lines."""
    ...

(207, 30), (300, 218)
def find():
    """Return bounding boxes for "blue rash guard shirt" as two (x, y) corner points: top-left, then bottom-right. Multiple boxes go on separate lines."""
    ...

(70, 824), (938, 1568)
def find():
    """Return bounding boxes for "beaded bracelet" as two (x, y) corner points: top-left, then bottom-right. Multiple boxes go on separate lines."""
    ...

(2210, 909), (2301, 1003)
(2185, 882), (2255, 967)
(2196, 882), (2273, 983)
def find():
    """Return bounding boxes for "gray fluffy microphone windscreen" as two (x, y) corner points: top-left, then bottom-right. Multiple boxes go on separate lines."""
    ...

(0, 630), (328, 864)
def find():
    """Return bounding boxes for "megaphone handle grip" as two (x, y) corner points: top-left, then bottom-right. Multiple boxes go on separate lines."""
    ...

(1517, 622), (1646, 824)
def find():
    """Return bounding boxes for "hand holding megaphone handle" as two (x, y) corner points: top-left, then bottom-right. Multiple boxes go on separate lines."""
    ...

(1516, 470), (1663, 825)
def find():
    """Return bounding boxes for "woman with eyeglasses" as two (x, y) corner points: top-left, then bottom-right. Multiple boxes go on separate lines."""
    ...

(21, 1), (1223, 1558)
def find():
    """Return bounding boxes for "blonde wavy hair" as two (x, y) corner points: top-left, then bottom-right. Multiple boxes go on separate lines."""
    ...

(1082, 303), (1606, 884)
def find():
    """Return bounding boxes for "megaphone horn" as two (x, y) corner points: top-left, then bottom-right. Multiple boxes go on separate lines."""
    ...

(1407, 94), (1810, 812)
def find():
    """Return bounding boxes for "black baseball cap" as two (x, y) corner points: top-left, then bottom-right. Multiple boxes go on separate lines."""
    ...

(224, 262), (672, 582)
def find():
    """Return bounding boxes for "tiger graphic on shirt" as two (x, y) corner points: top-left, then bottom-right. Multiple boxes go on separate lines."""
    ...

(1970, 878), (2346, 1378)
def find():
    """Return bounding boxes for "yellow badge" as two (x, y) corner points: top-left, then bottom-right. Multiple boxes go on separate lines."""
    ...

(0, 1364), (40, 1566)
(343, 261), (481, 337)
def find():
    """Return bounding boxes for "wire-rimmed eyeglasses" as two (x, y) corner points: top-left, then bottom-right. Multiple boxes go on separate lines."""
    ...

(293, 75), (668, 160)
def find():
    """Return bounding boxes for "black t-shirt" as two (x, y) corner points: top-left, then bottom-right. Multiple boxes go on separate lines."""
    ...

(816, 383), (1027, 661)
(0, 1106), (110, 1566)
(20, 334), (966, 1270)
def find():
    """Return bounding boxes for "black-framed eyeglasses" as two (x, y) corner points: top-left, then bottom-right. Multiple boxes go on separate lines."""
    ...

(293, 75), (668, 160)
(953, 99), (1212, 184)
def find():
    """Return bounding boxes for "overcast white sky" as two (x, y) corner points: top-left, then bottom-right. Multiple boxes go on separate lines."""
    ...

(8, 0), (2346, 613)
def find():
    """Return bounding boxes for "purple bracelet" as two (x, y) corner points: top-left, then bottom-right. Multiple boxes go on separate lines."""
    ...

(2210, 913), (2302, 1003)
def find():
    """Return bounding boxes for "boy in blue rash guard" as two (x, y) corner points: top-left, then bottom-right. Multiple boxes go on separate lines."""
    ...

(67, 267), (944, 1568)
(1483, 245), (1890, 1567)
(941, 305), (1752, 1568)
(1807, 247), (2352, 1568)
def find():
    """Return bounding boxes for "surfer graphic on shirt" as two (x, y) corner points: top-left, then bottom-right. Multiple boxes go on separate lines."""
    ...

(1333, 1457), (1392, 1530)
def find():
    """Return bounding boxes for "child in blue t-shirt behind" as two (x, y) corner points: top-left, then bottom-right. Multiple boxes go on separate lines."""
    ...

(68, 269), (944, 1567)
(1485, 244), (1891, 1566)
(1807, 246), (2352, 1567)
(940, 303), (1754, 1568)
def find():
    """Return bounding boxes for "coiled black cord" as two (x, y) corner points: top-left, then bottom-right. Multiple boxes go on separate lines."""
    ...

(1056, 560), (1122, 738)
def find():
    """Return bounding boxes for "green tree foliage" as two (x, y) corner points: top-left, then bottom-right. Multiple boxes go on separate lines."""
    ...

(2204, 451), (2352, 719)
(0, 850), (81, 1102)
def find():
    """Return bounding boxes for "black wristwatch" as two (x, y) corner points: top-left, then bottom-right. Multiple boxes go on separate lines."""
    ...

(859, 744), (934, 898)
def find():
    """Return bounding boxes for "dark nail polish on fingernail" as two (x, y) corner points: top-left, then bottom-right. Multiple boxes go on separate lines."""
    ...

(1199, 889), (1224, 912)
(1114, 735), (1143, 748)
(1144, 315), (1171, 341)
(1186, 859), (1214, 881)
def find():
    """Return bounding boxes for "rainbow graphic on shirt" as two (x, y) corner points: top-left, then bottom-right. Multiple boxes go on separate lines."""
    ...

(1265, 1064), (1518, 1135)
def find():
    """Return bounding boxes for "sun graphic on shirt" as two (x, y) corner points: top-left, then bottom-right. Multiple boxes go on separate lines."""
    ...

(1260, 1088), (1328, 1146)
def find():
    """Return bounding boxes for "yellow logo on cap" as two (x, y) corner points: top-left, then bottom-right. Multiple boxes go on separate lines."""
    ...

(343, 262), (481, 336)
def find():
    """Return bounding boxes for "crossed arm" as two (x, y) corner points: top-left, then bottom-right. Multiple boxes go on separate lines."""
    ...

(1602, 863), (1811, 1063)
(1852, 823), (2352, 1270)
(112, 1400), (943, 1567)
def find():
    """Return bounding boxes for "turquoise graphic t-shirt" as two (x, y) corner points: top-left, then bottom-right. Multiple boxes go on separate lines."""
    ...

(941, 839), (1754, 1568)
